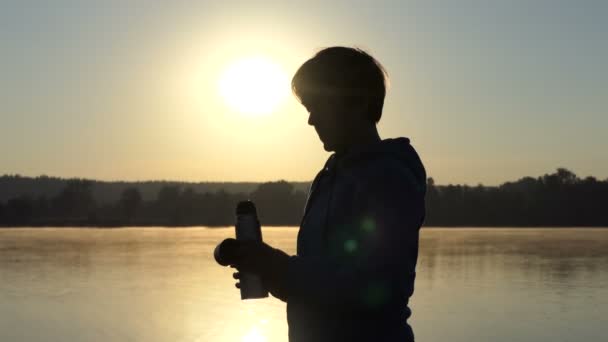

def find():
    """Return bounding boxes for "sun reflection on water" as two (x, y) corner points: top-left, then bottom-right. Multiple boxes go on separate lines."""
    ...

(242, 326), (267, 342)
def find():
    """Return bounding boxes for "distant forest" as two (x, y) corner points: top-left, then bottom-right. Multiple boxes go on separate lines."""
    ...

(0, 168), (607, 227)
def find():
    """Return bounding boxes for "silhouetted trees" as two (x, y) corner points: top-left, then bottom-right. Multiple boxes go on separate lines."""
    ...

(0, 168), (607, 227)
(5, 196), (34, 224)
(0, 175), (310, 203)
(51, 179), (96, 219)
(118, 187), (142, 222)
(424, 168), (608, 227)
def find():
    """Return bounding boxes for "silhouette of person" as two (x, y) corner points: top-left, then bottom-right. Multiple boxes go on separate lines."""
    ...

(217, 47), (426, 342)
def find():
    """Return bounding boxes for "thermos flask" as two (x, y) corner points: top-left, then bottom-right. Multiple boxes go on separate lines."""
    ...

(214, 200), (269, 300)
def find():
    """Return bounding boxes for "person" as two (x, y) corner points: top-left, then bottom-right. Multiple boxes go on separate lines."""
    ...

(216, 46), (426, 342)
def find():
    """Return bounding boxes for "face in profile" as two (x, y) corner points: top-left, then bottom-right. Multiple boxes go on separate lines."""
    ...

(304, 96), (351, 152)
(304, 95), (373, 152)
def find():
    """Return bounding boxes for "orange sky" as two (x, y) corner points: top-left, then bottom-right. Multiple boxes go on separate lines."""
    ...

(2, 1), (607, 185)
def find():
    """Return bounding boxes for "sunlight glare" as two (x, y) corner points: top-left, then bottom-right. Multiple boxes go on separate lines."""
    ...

(219, 56), (289, 116)
(241, 326), (268, 342)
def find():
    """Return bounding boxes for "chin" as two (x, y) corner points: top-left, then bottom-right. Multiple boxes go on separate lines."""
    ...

(322, 142), (335, 152)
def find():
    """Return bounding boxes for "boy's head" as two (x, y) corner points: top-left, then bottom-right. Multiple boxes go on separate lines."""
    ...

(292, 47), (388, 151)
(292, 47), (388, 123)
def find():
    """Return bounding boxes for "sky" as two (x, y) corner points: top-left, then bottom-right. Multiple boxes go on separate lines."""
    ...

(1, 0), (607, 185)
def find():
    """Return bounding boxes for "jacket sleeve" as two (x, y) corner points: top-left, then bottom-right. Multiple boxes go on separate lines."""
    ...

(285, 164), (425, 312)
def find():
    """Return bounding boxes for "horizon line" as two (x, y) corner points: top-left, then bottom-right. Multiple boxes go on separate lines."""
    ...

(3, 168), (606, 188)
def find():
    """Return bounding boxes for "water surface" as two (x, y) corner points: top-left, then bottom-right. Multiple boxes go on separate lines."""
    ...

(1, 227), (606, 341)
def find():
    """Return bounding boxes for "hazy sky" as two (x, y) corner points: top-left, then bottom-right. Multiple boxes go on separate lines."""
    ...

(2, 0), (607, 185)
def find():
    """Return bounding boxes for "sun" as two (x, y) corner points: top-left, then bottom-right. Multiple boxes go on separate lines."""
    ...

(219, 56), (289, 116)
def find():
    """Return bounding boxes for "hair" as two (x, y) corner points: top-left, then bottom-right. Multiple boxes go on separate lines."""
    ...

(291, 46), (389, 123)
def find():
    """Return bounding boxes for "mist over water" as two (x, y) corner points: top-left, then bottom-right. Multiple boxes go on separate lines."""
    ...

(1, 227), (606, 342)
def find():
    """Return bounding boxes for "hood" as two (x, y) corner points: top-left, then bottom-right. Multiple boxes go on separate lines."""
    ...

(331, 137), (427, 190)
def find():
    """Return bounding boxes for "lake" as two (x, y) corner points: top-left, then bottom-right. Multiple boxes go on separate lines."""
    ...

(1, 227), (606, 342)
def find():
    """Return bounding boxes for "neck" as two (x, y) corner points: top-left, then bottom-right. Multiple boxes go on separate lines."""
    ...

(335, 124), (381, 154)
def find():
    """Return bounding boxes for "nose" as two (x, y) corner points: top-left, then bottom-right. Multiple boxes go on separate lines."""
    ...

(307, 112), (315, 126)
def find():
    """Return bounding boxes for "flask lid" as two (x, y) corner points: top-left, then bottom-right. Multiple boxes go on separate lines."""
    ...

(236, 200), (257, 216)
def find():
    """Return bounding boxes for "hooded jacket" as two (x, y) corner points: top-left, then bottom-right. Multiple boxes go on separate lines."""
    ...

(283, 137), (426, 342)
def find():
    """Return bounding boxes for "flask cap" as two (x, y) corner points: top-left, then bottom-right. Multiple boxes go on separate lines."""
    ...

(236, 200), (257, 216)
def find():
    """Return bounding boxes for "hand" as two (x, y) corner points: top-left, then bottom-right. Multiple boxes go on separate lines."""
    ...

(216, 238), (286, 274)
(232, 269), (289, 302)
(215, 238), (290, 301)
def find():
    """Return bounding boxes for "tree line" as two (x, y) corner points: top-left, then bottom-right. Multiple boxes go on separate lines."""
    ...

(0, 179), (306, 227)
(0, 175), (310, 203)
(0, 168), (606, 227)
(424, 168), (608, 226)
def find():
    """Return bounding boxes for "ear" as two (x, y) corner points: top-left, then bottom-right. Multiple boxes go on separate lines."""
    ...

(347, 96), (372, 120)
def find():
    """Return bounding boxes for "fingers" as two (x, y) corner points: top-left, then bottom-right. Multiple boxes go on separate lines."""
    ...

(218, 239), (259, 268)
(234, 271), (241, 289)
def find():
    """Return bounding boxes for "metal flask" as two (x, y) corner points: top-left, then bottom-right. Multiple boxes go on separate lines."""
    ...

(234, 201), (269, 300)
